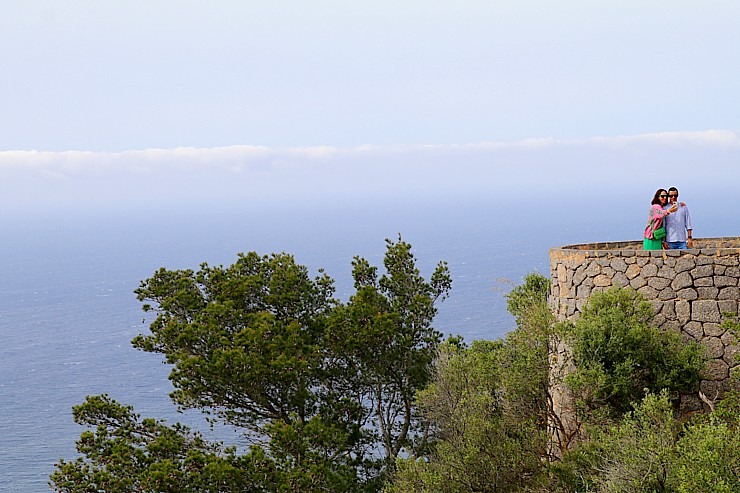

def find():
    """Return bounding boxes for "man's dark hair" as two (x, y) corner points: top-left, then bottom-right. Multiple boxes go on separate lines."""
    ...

(668, 187), (679, 195)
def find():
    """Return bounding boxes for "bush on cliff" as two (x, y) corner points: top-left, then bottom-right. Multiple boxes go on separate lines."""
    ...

(562, 286), (704, 421)
(387, 273), (553, 493)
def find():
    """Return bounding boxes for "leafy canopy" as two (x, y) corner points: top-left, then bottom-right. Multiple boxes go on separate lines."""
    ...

(388, 273), (552, 493)
(52, 237), (450, 493)
(563, 286), (704, 419)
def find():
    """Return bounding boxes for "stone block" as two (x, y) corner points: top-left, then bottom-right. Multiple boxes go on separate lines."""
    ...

(718, 300), (738, 316)
(717, 257), (739, 267)
(576, 284), (592, 299)
(697, 287), (719, 299)
(701, 336), (725, 358)
(630, 276), (647, 289)
(662, 301), (676, 319)
(612, 272), (629, 288)
(671, 271), (693, 290)
(701, 359), (730, 380)
(715, 276), (737, 288)
(662, 319), (681, 333)
(593, 274), (611, 287)
(648, 277), (672, 290)
(642, 263), (658, 277)
(719, 287), (740, 300)
(724, 344), (740, 366)
(715, 265), (727, 275)
(575, 298), (587, 312)
(566, 299), (576, 317)
(557, 263), (567, 284)
(699, 380), (724, 401)
(573, 266), (587, 286)
(704, 323), (726, 337)
(626, 263), (641, 280)
(610, 258), (628, 272)
(675, 256), (696, 273)
(585, 261), (601, 277)
(691, 265), (714, 279)
(676, 287), (698, 300)
(692, 300), (721, 323)
(658, 266), (677, 279)
(638, 285), (659, 299)
(683, 321), (703, 339)
(721, 330), (738, 347)
(694, 277), (714, 287)
(676, 300), (691, 323)
(659, 288), (676, 300)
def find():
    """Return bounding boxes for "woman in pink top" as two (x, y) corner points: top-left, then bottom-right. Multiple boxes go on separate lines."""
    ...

(644, 189), (677, 250)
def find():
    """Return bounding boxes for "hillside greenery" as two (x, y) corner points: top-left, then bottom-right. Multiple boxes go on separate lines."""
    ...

(51, 241), (739, 493)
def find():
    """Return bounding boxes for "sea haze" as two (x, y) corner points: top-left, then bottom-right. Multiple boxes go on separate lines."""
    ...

(0, 193), (728, 492)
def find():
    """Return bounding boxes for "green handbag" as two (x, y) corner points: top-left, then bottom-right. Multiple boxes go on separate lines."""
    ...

(653, 225), (666, 240)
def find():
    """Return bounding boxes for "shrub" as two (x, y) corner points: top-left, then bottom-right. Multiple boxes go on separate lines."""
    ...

(564, 287), (704, 420)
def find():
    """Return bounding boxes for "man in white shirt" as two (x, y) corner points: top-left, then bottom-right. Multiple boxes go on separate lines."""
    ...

(663, 187), (693, 249)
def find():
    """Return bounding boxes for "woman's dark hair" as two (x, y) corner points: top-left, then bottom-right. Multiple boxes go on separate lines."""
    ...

(651, 188), (668, 205)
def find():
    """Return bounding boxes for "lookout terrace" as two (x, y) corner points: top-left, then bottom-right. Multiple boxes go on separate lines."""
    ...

(548, 237), (740, 453)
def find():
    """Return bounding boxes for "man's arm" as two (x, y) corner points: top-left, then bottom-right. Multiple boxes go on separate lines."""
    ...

(685, 207), (693, 247)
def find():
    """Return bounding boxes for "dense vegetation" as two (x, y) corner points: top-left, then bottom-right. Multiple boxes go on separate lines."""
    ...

(51, 240), (740, 492)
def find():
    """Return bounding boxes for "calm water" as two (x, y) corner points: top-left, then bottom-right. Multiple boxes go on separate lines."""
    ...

(0, 195), (725, 491)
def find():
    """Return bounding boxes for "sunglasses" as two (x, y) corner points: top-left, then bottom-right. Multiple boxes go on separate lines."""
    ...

(668, 194), (678, 198)
(659, 194), (668, 198)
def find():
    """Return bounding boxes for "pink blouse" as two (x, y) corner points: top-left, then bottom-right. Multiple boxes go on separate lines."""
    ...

(644, 204), (669, 239)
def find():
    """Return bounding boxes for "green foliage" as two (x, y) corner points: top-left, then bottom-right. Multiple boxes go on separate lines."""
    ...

(546, 391), (678, 493)
(50, 395), (252, 493)
(506, 272), (551, 330)
(564, 287), (704, 419)
(672, 390), (740, 493)
(387, 273), (552, 493)
(132, 251), (335, 428)
(673, 421), (740, 493)
(721, 313), (740, 382)
(387, 340), (543, 493)
(328, 236), (451, 465)
(549, 390), (740, 493)
(54, 250), (739, 493)
(54, 237), (449, 492)
(501, 273), (553, 426)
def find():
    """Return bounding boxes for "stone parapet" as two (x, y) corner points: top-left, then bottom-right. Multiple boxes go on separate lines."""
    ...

(548, 238), (740, 454)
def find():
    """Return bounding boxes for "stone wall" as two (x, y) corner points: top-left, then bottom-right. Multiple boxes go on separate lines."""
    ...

(548, 237), (740, 453)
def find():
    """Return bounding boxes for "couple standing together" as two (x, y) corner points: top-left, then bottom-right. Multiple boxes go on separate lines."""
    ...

(644, 187), (693, 251)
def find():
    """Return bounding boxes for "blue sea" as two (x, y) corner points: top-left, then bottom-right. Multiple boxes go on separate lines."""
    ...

(0, 194), (728, 492)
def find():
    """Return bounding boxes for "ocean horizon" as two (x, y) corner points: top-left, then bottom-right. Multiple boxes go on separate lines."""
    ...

(0, 193), (730, 492)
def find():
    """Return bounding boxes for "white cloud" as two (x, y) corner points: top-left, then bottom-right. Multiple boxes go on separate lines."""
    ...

(1, 130), (738, 214)
(585, 130), (740, 148)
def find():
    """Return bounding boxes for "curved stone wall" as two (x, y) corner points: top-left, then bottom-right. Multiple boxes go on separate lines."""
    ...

(548, 237), (740, 452)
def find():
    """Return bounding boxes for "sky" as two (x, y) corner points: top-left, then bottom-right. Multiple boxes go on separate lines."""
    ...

(1, 1), (739, 211)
